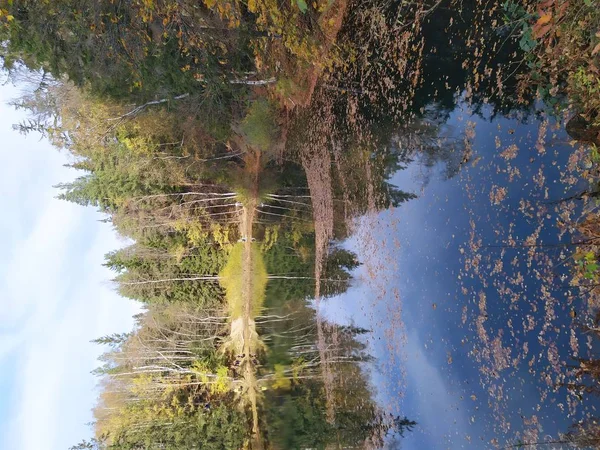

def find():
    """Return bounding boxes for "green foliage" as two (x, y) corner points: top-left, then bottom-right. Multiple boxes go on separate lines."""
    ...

(108, 403), (247, 450)
(91, 333), (131, 348)
(296, 0), (308, 13)
(0, 0), (253, 103)
(576, 251), (600, 281)
(265, 381), (331, 449)
(274, 77), (300, 99)
(240, 99), (279, 152)
(106, 237), (227, 306)
(518, 26), (537, 53)
(502, 0), (536, 52)
(271, 364), (292, 390)
(219, 243), (268, 318)
(590, 145), (600, 167)
(502, 0), (600, 123)
(56, 163), (168, 212)
(570, 67), (600, 122)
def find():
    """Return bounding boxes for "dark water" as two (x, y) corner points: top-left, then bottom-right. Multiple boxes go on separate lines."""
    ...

(315, 100), (598, 448)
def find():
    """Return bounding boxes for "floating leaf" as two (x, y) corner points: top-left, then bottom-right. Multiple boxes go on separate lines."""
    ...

(296, 0), (308, 13)
(533, 23), (553, 39)
(519, 31), (537, 51)
(536, 13), (552, 25)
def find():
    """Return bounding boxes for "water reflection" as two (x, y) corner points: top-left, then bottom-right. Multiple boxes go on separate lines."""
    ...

(320, 102), (598, 447)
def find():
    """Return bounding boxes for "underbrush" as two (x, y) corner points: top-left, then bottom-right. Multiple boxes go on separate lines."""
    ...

(506, 0), (600, 127)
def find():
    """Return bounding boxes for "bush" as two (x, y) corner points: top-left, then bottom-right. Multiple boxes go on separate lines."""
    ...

(240, 99), (279, 151)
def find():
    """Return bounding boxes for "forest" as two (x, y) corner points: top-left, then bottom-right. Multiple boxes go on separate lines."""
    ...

(3, 0), (600, 448)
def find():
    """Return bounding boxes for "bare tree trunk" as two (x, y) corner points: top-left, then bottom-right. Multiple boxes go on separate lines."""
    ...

(229, 77), (277, 85)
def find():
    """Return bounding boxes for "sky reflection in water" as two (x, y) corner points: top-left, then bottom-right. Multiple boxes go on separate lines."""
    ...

(320, 101), (596, 448)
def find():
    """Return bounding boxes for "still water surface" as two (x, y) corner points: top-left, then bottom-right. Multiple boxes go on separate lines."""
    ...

(316, 99), (597, 448)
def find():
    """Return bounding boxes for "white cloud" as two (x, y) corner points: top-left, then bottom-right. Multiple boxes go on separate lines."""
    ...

(1, 196), (139, 450)
(10, 259), (138, 450)
(0, 199), (81, 329)
(0, 83), (139, 450)
(401, 330), (477, 449)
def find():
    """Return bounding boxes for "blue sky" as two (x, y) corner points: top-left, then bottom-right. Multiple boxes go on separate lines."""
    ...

(0, 83), (140, 449)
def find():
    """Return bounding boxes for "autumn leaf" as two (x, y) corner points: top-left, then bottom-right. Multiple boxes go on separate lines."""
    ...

(536, 13), (552, 26)
(533, 23), (553, 39)
(592, 42), (600, 56)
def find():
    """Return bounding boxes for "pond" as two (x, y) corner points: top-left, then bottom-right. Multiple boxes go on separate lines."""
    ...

(316, 99), (596, 448)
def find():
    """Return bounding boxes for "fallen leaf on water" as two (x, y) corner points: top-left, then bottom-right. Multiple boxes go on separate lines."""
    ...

(536, 13), (552, 26)
(534, 23), (553, 39)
